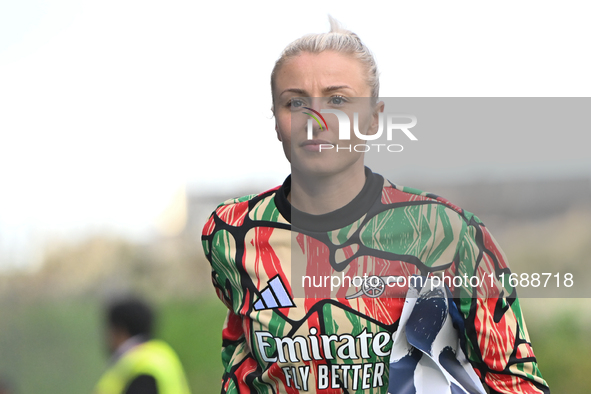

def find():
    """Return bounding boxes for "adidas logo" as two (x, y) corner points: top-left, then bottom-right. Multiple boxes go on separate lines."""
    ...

(253, 275), (295, 311)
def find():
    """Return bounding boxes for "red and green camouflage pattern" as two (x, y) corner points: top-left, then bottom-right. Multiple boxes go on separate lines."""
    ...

(202, 172), (549, 394)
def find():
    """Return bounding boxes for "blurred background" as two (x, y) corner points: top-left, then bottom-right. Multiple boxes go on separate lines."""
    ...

(1, 1), (590, 393)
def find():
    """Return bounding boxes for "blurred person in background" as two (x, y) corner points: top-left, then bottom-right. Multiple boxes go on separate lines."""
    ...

(94, 297), (191, 394)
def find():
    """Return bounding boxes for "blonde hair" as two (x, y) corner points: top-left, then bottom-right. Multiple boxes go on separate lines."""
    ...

(271, 16), (380, 101)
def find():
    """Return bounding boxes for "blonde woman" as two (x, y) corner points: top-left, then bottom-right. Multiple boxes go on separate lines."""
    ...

(202, 17), (549, 394)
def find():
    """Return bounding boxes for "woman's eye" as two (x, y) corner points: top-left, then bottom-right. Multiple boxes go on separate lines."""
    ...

(290, 99), (304, 108)
(329, 96), (346, 105)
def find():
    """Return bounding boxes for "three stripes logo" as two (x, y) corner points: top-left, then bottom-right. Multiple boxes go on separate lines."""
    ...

(253, 275), (295, 311)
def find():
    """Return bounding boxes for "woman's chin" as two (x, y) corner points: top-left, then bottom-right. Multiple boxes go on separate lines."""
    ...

(290, 156), (363, 179)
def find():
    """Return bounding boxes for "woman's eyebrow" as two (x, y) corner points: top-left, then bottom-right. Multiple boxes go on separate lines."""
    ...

(280, 88), (308, 97)
(280, 85), (353, 97)
(323, 85), (352, 94)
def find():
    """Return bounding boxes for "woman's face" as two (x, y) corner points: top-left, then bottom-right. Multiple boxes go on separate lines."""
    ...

(273, 51), (383, 178)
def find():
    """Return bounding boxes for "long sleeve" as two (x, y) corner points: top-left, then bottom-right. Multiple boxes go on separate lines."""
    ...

(202, 207), (265, 394)
(449, 212), (550, 394)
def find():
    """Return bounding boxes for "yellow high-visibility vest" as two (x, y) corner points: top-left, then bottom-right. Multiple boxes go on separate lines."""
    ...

(94, 339), (191, 394)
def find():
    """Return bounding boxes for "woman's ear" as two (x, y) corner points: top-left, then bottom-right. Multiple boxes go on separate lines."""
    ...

(371, 100), (385, 133)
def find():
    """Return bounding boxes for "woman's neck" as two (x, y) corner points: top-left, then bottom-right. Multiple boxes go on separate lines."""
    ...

(288, 164), (367, 215)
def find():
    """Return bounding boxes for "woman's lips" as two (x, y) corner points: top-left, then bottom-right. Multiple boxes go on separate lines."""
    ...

(300, 139), (334, 152)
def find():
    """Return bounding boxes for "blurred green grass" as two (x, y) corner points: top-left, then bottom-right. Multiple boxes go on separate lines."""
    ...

(0, 297), (589, 393)
(523, 307), (591, 393)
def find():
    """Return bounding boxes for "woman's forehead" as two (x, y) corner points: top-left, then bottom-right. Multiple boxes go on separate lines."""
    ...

(274, 51), (370, 97)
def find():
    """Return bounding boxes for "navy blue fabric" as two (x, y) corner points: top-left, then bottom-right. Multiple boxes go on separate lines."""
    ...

(387, 348), (422, 394)
(405, 287), (447, 355)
